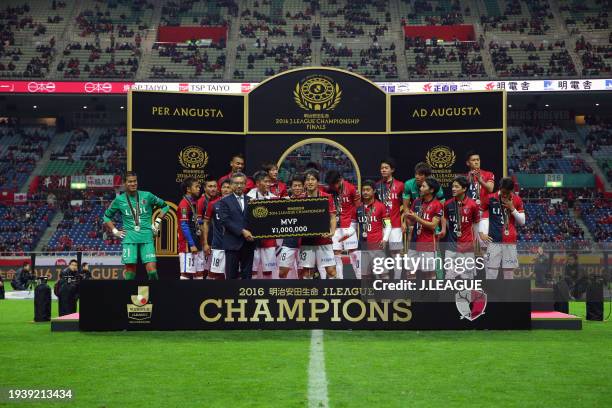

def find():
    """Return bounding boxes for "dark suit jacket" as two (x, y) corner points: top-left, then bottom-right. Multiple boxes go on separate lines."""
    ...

(218, 193), (251, 251)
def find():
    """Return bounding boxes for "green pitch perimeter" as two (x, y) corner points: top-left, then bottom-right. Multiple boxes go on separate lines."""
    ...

(1, 294), (611, 407)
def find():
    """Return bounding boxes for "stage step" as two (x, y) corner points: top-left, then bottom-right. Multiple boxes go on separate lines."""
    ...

(531, 287), (555, 311)
(51, 312), (80, 332)
(531, 311), (582, 330)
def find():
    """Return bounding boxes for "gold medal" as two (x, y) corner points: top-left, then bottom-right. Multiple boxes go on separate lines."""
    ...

(134, 225), (140, 232)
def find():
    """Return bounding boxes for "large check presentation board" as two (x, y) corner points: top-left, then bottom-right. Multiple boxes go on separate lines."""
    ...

(247, 198), (331, 239)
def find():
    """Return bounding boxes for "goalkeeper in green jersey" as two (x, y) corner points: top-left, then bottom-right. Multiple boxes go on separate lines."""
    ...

(103, 171), (170, 280)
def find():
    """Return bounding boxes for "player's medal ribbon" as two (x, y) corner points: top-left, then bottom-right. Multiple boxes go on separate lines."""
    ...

(185, 195), (200, 236)
(455, 198), (462, 238)
(503, 200), (510, 236)
(471, 171), (481, 206)
(127, 191), (140, 232)
(362, 202), (373, 239)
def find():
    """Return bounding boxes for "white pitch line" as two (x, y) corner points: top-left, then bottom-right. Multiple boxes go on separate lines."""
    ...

(307, 329), (329, 408)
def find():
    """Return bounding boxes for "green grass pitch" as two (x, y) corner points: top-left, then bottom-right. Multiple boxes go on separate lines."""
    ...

(1, 288), (611, 407)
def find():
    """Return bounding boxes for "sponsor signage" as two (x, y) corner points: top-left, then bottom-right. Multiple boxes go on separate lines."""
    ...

(0, 79), (608, 94)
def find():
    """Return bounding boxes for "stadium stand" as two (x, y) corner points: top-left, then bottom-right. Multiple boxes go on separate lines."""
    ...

(518, 198), (588, 250)
(150, 42), (226, 80)
(559, 0), (610, 34)
(52, 0), (152, 79)
(0, 0), (69, 78)
(43, 127), (126, 176)
(0, 124), (53, 191)
(0, 0), (610, 80)
(480, 0), (557, 36)
(508, 125), (591, 174)
(0, 198), (55, 254)
(578, 120), (612, 183)
(489, 39), (577, 78)
(234, 39), (312, 80)
(320, 0), (391, 40)
(405, 37), (485, 79)
(579, 198), (612, 243)
(575, 35), (611, 77)
(45, 190), (122, 252)
(398, 0), (468, 26)
(160, 0), (237, 27)
(321, 40), (398, 80)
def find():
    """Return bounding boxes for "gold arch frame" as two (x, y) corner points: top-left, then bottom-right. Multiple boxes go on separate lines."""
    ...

(153, 202), (178, 256)
(276, 137), (362, 190)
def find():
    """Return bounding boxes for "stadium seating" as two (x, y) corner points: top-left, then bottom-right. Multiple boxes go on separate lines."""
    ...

(405, 38), (485, 79)
(0, 0), (68, 78)
(575, 36), (611, 77)
(320, 0), (392, 40)
(559, 0), (610, 34)
(0, 125), (53, 191)
(44, 127), (126, 176)
(490, 39), (577, 78)
(0, 0), (610, 81)
(46, 192), (122, 252)
(150, 43), (226, 80)
(508, 125), (590, 174)
(578, 199), (612, 243)
(160, 0), (237, 27)
(234, 40), (312, 80)
(0, 200), (55, 254)
(321, 40), (398, 80)
(518, 200), (586, 249)
(399, 0), (468, 26)
(480, 0), (557, 36)
(51, 0), (152, 79)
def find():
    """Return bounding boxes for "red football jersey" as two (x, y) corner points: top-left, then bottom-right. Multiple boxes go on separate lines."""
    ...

(481, 191), (524, 244)
(357, 199), (387, 249)
(444, 196), (480, 253)
(327, 179), (360, 228)
(466, 169), (495, 203)
(375, 178), (404, 228)
(218, 172), (255, 193)
(302, 191), (336, 246)
(196, 194), (214, 221)
(411, 198), (443, 252)
(270, 180), (288, 197)
(177, 195), (199, 253)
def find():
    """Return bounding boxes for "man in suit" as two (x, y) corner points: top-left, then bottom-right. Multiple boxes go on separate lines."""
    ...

(218, 172), (255, 279)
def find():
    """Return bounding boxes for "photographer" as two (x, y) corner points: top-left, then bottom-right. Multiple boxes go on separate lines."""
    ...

(533, 246), (549, 288)
(80, 262), (92, 281)
(564, 253), (588, 300)
(11, 262), (32, 290)
(56, 259), (80, 316)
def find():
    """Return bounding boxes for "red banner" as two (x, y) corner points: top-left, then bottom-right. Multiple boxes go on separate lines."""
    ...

(157, 26), (228, 44)
(403, 25), (475, 41)
(0, 191), (14, 204)
(0, 81), (133, 94)
(40, 176), (71, 190)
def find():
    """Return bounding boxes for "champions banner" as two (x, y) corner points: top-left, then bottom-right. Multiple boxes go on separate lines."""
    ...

(79, 280), (531, 331)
